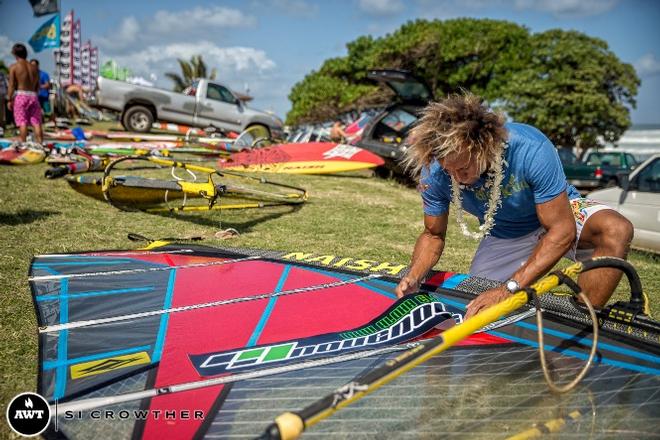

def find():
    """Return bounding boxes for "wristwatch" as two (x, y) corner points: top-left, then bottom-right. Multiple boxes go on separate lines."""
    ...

(504, 278), (521, 293)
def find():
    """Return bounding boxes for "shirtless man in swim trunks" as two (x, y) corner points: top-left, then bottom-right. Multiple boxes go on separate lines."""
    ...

(7, 43), (43, 144)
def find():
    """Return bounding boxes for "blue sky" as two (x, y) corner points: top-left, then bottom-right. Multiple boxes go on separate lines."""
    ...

(1, 0), (659, 124)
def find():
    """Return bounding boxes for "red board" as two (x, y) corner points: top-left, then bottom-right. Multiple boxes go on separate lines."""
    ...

(219, 142), (385, 174)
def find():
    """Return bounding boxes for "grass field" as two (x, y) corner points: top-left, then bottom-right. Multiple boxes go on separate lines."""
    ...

(1, 138), (658, 438)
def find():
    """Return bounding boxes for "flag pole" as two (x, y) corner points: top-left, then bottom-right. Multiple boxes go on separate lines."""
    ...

(56, 3), (61, 102)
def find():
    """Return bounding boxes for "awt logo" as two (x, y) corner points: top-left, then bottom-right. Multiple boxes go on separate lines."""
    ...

(6, 392), (51, 437)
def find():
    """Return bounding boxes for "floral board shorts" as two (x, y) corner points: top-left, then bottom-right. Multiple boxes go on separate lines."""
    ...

(469, 198), (612, 281)
(13, 91), (42, 127)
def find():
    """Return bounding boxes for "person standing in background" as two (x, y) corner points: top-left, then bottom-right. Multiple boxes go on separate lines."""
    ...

(0, 67), (8, 132)
(31, 59), (54, 125)
(7, 43), (43, 143)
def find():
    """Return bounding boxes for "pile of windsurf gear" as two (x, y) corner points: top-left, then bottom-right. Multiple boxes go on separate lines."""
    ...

(66, 156), (308, 212)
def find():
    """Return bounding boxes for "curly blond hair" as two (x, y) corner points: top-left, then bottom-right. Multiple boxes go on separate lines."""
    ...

(403, 93), (508, 176)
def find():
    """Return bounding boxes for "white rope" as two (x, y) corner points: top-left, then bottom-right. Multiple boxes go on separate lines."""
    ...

(34, 249), (194, 258)
(332, 382), (369, 407)
(538, 291), (599, 394)
(40, 273), (381, 333)
(29, 256), (260, 281)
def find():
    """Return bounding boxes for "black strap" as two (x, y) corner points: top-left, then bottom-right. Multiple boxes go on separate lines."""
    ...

(551, 270), (582, 295)
(524, 287), (542, 310)
(127, 233), (204, 243)
(127, 233), (152, 243)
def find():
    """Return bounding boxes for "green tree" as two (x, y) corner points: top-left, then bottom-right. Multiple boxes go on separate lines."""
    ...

(500, 29), (639, 151)
(165, 55), (218, 92)
(287, 35), (387, 123)
(286, 18), (530, 124)
(287, 19), (638, 149)
(0, 60), (8, 74)
(286, 72), (382, 124)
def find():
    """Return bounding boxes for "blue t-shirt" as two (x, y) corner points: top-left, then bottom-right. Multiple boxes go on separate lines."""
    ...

(420, 122), (581, 239)
(38, 70), (50, 100)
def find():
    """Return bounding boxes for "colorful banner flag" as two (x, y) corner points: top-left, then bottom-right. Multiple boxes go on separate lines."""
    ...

(28, 0), (59, 17)
(29, 14), (60, 53)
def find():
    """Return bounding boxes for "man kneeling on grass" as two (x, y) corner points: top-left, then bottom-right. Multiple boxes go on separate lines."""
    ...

(394, 93), (634, 318)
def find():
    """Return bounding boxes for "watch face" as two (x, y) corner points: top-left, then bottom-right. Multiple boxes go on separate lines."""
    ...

(506, 280), (519, 292)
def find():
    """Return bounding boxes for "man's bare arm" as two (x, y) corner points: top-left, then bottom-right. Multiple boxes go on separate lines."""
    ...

(7, 65), (16, 102)
(465, 192), (575, 319)
(508, 191), (576, 287)
(395, 213), (448, 298)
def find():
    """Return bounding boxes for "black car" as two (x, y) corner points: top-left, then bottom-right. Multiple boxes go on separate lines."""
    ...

(357, 69), (433, 173)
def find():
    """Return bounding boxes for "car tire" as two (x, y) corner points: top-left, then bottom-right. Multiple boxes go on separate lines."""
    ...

(122, 106), (154, 133)
(606, 178), (618, 188)
(247, 124), (271, 142)
(235, 124), (272, 148)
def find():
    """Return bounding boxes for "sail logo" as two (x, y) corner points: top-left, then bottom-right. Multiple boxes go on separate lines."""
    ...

(191, 294), (457, 376)
(6, 392), (51, 436)
(322, 144), (362, 160)
(70, 351), (151, 379)
(280, 252), (407, 276)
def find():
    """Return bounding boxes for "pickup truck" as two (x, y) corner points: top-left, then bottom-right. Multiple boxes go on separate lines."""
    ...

(560, 150), (638, 191)
(96, 77), (283, 138)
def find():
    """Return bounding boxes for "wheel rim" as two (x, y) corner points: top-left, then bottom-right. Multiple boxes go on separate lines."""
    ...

(129, 112), (150, 131)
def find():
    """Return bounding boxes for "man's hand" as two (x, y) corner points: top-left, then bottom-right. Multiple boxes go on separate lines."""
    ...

(465, 286), (512, 320)
(395, 276), (421, 298)
(7, 100), (12, 110)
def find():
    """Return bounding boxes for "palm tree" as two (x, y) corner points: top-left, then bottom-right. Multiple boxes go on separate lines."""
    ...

(165, 55), (217, 92)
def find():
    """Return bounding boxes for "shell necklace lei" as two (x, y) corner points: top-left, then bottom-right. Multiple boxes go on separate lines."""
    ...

(451, 144), (508, 240)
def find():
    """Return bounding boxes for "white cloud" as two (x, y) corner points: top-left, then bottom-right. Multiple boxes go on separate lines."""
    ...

(97, 16), (140, 52)
(251, 0), (319, 17)
(102, 40), (280, 112)
(513, 0), (618, 18)
(113, 41), (275, 74)
(90, 6), (279, 114)
(149, 6), (256, 34)
(358, 0), (405, 16)
(95, 7), (257, 54)
(0, 35), (13, 64)
(107, 41), (276, 97)
(635, 53), (660, 78)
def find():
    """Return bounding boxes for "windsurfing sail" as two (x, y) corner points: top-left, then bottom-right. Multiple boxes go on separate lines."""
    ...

(65, 156), (308, 212)
(29, 244), (660, 439)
